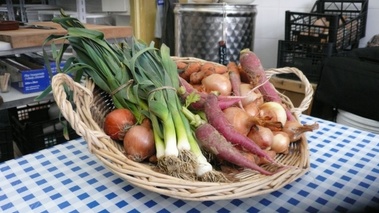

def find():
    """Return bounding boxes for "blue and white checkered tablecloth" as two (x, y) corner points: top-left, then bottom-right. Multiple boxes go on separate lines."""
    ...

(1, 115), (378, 213)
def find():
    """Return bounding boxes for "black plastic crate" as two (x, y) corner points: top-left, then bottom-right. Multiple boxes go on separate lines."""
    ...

(277, 40), (337, 83)
(8, 101), (79, 155)
(0, 109), (13, 162)
(0, 126), (14, 162)
(312, 0), (368, 38)
(285, 0), (368, 51)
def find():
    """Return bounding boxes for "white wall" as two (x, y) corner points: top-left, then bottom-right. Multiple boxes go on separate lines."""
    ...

(253, 0), (379, 69)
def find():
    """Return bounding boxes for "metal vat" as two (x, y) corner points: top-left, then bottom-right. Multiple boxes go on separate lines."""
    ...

(174, 3), (257, 64)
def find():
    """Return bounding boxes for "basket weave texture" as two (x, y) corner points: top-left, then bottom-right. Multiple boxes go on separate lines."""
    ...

(51, 61), (314, 201)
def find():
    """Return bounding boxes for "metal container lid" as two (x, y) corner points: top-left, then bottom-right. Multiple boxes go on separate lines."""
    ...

(174, 3), (257, 14)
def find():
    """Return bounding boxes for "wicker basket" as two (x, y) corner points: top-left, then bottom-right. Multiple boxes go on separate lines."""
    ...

(51, 63), (314, 201)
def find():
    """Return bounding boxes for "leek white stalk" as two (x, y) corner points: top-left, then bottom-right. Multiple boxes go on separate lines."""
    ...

(163, 114), (179, 157)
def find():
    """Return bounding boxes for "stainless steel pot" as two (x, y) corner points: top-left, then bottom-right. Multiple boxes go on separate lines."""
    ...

(174, 3), (257, 63)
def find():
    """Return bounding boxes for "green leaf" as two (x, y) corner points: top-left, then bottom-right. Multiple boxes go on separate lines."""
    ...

(160, 44), (179, 89)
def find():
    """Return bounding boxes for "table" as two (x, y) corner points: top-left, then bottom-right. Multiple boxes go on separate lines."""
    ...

(1, 115), (378, 212)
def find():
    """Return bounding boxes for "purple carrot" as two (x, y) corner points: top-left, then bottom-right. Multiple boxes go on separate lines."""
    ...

(217, 97), (242, 109)
(204, 93), (275, 163)
(228, 63), (244, 108)
(239, 49), (296, 121)
(195, 123), (273, 175)
(228, 62), (242, 97)
(189, 96), (242, 111)
(229, 71), (241, 96)
(179, 77), (242, 110)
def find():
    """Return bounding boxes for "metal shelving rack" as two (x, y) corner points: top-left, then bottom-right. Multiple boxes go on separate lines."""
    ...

(5, 0), (87, 23)
(0, 0), (89, 58)
(5, 0), (17, 21)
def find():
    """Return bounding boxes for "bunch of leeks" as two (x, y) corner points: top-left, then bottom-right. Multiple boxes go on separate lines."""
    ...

(38, 10), (227, 182)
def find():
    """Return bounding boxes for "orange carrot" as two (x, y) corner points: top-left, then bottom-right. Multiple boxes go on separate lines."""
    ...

(189, 71), (204, 85)
(200, 62), (225, 78)
(176, 61), (188, 70)
(227, 62), (240, 73)
(189, 62), (227, 84)
(178, 61), (201, 81)
(185, 62), (202, 76)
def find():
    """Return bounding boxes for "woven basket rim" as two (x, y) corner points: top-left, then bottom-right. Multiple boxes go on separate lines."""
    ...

(51, 58), (313, 201)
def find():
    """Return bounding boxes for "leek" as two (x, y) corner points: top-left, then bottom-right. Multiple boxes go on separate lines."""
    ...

(38, 11), (205, 179)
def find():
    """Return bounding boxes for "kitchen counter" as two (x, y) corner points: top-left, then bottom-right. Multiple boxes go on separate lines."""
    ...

(0, 115), (378, 212)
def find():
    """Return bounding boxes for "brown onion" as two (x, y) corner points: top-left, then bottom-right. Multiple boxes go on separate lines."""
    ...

(243, 101), (260, 117)
(256, 150), (276, 165)
(239, 83), (264, 106)
(247, 125), (273, 149)
(271, 131), (290, 154)
(259, 102), (287, 126)
(104, 108), (137, 141)
(202, 73), (232, 96)
(123, 125), (155, 162)
(223, 106), (255, 136)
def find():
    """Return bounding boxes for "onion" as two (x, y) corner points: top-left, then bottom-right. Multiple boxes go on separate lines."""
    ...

(224, 106), (282, 136)
(256, 150), (276, 165)
(123, 124), (155, 162)
(202, 73), (232, 96)
(240, 149), (276, 166)
(283, 120), (319, 142)
(271, 131), (290, 154)
(247, 125), (273, 149)
(239, 83), (264, 106)
(259, 102), (287, 126)
(141, 117), (152, 129)
(104, 108), (137, 141)
(223, 106), (254, 136)
(243, 101), (260, 117)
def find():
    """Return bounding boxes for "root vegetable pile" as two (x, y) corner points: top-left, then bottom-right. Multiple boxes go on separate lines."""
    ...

(42, 11), (318, 183)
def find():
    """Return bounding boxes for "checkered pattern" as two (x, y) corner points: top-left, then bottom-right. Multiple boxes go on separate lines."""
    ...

(1, 115), (378, 212)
